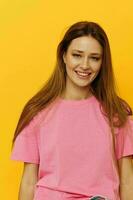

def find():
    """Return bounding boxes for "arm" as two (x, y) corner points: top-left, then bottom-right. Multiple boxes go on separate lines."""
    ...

(118, 156), (133, 200)
(18, 163), (39, 200)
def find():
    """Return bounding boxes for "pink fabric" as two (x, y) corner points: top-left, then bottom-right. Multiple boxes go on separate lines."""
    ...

(10, 95), (133, 200)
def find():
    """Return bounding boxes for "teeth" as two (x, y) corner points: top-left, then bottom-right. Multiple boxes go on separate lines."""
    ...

(76, 71), (90, 76)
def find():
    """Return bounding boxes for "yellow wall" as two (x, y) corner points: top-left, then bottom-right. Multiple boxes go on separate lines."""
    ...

(1, 0), (133, 199)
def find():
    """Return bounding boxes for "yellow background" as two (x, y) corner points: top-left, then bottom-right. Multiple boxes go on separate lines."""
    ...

(0, 0), (133, 199)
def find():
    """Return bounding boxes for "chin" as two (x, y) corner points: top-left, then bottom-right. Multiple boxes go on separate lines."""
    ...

(74, 81), (91, 87)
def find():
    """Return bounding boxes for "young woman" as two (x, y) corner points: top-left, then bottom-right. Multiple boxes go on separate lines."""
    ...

(10, 21), (133, 200)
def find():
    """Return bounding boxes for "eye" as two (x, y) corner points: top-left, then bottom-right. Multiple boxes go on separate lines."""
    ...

(72, 53), (81, 58)
(91, 57), (100, 61)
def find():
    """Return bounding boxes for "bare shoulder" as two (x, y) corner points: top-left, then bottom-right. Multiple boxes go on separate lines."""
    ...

(21, 162), (39, 185)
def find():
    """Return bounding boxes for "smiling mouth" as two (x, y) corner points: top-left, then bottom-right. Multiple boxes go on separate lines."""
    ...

(74, 70), (92, 78)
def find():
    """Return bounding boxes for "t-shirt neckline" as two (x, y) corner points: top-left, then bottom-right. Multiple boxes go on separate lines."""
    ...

(58, 94), (96, 105)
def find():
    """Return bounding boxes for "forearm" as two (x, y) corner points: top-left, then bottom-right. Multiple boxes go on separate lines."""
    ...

(118, 156), (133, 200)
(18, 182), (36, 200)
(120, 183), (133, 200)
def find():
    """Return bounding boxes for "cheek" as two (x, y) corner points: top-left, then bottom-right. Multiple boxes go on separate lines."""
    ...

(65, 63), (76, 77)
(65, 56), (79, 68)
(91, 61), (102, 72)
(65, 60), (77, 70)
(65, 65), (74, 75)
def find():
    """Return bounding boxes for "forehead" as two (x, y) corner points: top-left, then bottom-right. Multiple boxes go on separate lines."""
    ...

(67, 36), (103, 54)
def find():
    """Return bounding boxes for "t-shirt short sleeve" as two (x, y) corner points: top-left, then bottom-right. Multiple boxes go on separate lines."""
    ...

(115, 116), (133, 160)
(10, 114), (40, 164)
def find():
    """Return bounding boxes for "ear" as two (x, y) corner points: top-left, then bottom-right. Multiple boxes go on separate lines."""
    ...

(63, 52), (66, 64)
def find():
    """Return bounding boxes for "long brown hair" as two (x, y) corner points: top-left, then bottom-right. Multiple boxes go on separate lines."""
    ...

(11, 21), (132, 175)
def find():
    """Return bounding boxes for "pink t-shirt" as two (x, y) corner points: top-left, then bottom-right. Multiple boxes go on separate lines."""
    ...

(10, 95), (133, 200)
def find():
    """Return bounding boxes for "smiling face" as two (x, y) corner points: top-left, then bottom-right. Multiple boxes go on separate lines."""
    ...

(62, 36), (103, 98)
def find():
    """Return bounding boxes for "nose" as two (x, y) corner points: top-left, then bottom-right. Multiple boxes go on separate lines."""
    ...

(80, 57), (90, 70)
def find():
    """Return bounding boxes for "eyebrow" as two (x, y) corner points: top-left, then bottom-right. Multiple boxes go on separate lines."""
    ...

(72, 49), (102, 55)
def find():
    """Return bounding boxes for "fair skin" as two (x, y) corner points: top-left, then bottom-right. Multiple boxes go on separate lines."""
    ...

(62, 35), (103, 100)
(19, 159), (133, 200)
(19, 36), (133, 199)
(118, 156), (133, 200)
(62, 35), (133, 199)
(19, 35), (104, 200)
(18, 163), (39, 200)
